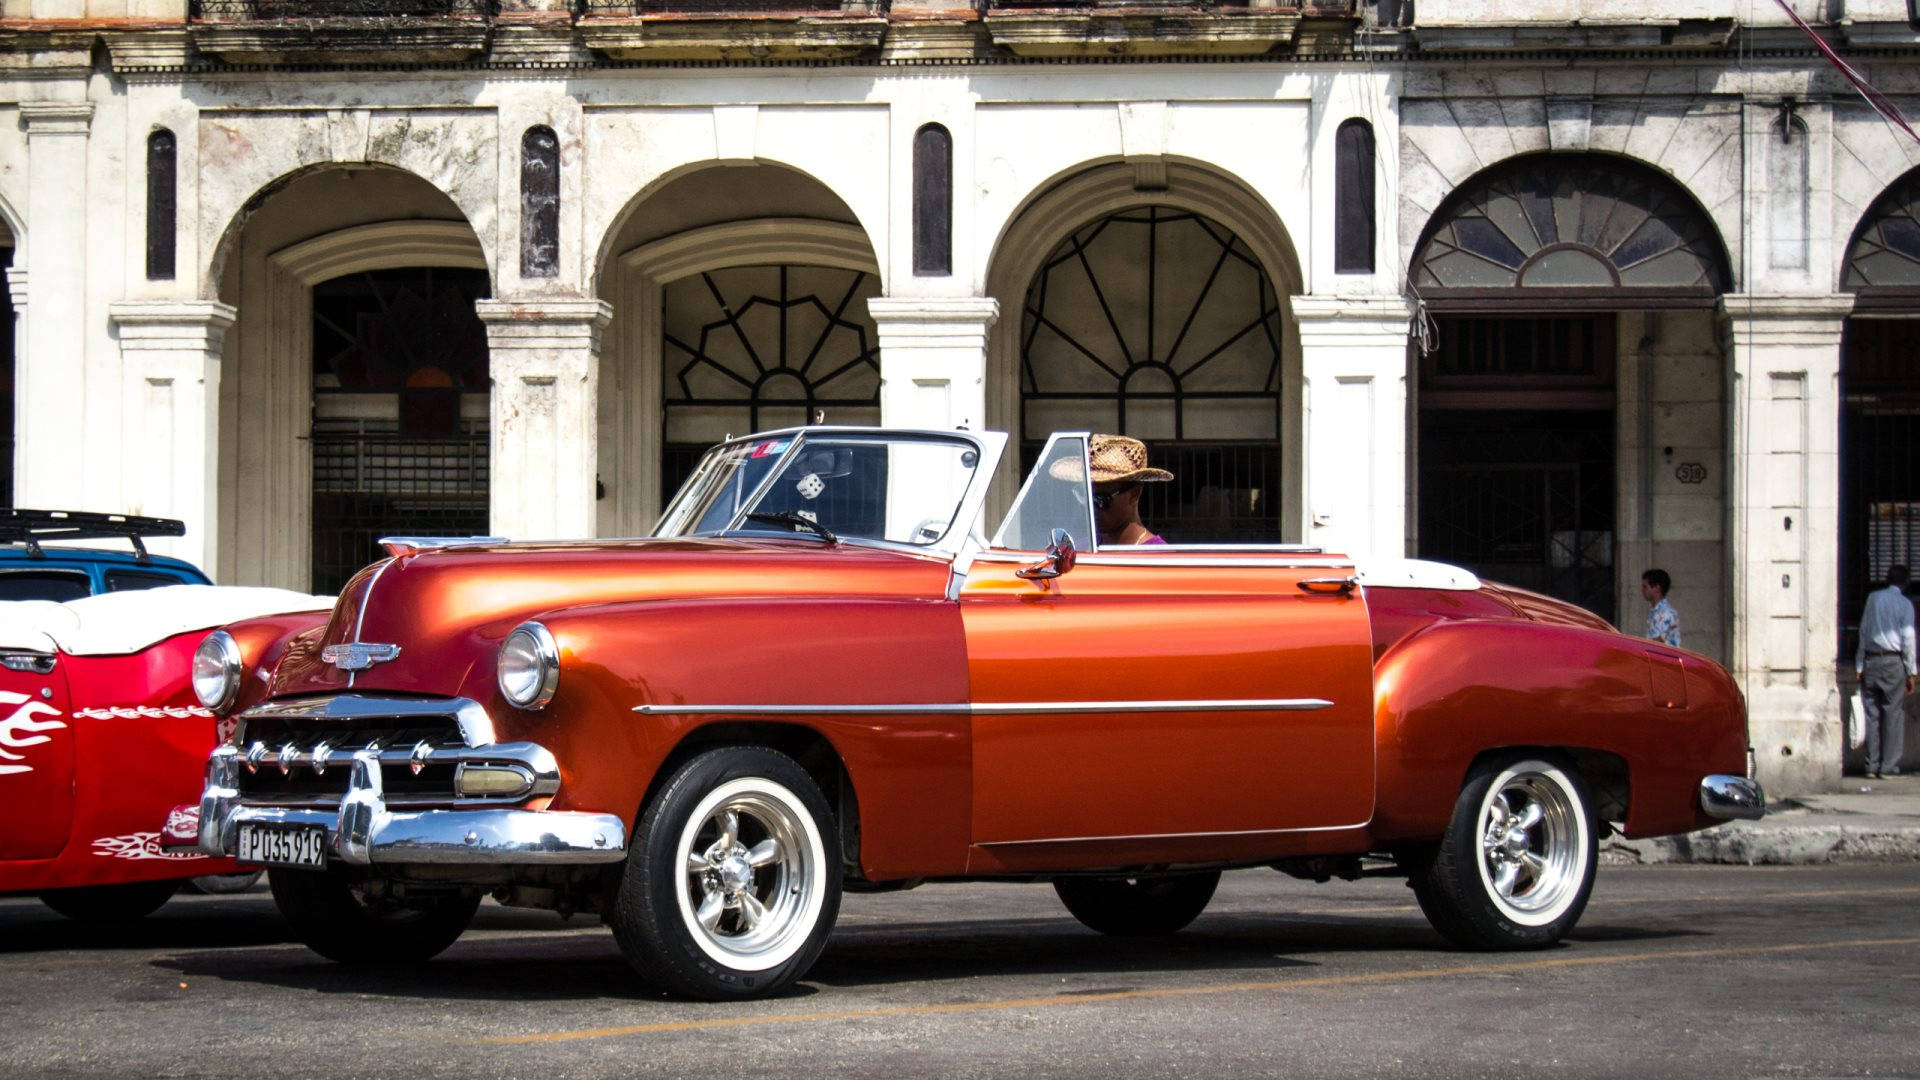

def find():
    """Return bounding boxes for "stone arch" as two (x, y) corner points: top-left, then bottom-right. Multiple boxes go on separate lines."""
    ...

(982, 158), (1305, 535)
(594, 159), (879, 533)
(213, 160), (489, 589)
(590, 158), (886, 299)
(0, 190), (22, 254)
(1410, 151), (1733, 304)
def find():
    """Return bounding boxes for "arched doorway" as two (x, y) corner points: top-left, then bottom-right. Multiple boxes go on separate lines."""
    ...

(597, 165), (882, 536)
(212, 167), (490, 592)
(0, 219), (14, 509)
(1840, 168), (1920, 670)
(1018, 205), (1285, 542)
(1410, 153), (1732, 636)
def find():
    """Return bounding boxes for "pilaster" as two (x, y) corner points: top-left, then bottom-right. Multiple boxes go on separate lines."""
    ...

(16, 101), (93, 513)
(1720, 292), (1852, 796)
(477, 298), (612, 542)
(869, 297), (999, 432)
(1292, 295), (1416, 559)
(107, 301), (237, 571)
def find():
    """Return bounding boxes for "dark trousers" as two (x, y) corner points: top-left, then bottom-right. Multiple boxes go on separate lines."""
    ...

(1862, 655), (1909, 774)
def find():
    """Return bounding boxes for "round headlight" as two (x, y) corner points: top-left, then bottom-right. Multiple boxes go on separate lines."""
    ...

(192, 630), (243, 712)
(497, 622), (559, 710)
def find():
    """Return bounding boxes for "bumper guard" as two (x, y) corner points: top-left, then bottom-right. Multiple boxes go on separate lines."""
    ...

(1699, 774), (1766, 821)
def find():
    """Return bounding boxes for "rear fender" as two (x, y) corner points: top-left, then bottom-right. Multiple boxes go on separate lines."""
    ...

(1371, 620), (1747, 844)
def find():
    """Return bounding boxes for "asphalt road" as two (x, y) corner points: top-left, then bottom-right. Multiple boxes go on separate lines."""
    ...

(1, 864), (1916, 1079)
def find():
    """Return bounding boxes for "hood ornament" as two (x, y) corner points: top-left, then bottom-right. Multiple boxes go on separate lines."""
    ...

(321, 642), (402, 672)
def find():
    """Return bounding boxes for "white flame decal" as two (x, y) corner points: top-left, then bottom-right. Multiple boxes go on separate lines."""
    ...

(0, 690), (66, 777)
(91, 831), (203, 861)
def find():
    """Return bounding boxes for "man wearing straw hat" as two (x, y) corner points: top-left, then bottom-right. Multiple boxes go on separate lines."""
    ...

(1087, 434), (1173, 546)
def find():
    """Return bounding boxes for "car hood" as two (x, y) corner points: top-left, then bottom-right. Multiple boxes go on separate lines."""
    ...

(270, 536), (951, 701)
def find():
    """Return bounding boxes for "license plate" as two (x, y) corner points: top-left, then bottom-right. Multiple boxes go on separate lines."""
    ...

(235, 823), (328, 869)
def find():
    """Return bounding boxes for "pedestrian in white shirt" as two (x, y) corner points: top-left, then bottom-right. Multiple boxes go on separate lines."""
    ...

(1855, 564), (1918, 778)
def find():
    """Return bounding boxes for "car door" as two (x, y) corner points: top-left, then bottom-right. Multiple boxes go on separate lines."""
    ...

(958, 435), (1376, 869)
(0, 649), (75, 860)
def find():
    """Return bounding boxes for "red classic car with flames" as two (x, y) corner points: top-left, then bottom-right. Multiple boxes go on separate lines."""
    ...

(1, 585), (329, 920)
(182, 428), (1762, 999)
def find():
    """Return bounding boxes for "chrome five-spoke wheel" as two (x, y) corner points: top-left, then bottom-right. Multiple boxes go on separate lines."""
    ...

(677, 779), (823, 970)
(1412, 755), (1596, 948)
(613, 746), (842, 1000)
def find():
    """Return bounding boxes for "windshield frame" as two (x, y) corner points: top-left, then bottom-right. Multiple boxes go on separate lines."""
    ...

(653, 426), (1007, 559)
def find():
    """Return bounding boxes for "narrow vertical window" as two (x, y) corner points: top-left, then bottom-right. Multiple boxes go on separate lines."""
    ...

(1334, 118), (1375, 275)
(146, 129), (176, 281)
(913, 123), (952, 277)
(521, 125), (560, 279)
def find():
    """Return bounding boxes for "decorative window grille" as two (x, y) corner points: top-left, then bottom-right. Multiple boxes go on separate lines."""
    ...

(913, 124), (952, 277)
(660, 264), (881, 497)
(1019, 206), (1284, 543)
(147, 130), (177, 282)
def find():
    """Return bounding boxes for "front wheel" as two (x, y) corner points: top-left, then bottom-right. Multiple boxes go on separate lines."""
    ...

(1053, 871), (1221, 936)
(1411, 755), (1596, 949)
(611, 747), (841, 1000)
(39, 879), (179, 923)
(268, 867), (479, 965)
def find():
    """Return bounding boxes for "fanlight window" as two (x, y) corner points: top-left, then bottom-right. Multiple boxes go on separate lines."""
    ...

(1844, 168), (1920, 291)
(661, 264), (881, 494)
(1412, 156), (1729, 293)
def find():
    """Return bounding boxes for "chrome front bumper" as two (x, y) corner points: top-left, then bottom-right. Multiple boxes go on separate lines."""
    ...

(197, 741), (627, 867)
(1699, 774), (1766, 821)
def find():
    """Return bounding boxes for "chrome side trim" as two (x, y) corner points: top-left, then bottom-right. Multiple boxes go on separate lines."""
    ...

(633, 698), (1334, 716)
(236, 693), (497, 749)
(970, 551), (1357, 569)
(1699, 774), (1766, 821)
(976, 821), (1372, 847)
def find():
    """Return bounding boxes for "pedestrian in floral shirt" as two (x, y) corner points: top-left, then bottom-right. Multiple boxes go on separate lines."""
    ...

(1642, 568), (1681, 647)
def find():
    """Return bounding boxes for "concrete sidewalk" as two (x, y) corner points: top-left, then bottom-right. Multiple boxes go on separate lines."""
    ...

(1604, 773), (1920, 864)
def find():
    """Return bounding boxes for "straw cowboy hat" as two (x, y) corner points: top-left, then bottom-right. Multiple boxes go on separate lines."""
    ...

(1050, 434), (1174, 485)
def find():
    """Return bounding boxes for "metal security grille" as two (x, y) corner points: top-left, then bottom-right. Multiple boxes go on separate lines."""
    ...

(311, 420), (489, 593)
(1418, 411), (1616, 625)
(1018, 207), (1285, 544)
(1840, 317), (1920, 659)
(1019, 441), (1281, 545)
(311, 266), (491, 594)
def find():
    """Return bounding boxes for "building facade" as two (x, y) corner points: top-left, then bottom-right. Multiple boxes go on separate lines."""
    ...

(4, 0), (1920, 794)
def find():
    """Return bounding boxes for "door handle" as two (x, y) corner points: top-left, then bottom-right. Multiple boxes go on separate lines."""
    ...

(1297, 576), (1358, 595)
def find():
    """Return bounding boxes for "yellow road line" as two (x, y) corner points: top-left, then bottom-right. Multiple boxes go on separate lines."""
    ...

(479, 934), (1920, 1046)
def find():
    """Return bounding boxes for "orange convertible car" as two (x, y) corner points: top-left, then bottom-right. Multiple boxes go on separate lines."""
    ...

(182, 428), (1762, 999)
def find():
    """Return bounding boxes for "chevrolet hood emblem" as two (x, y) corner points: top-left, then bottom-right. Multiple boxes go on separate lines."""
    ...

(321, 642), (402, 672)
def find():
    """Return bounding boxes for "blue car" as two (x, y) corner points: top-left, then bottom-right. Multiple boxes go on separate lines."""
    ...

(0, 510), (211, 601)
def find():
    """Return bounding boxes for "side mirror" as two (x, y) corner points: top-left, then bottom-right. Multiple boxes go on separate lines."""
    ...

(1016, 528), (1078, 580)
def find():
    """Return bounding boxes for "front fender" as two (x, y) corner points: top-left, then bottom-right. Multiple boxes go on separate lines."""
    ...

(1370, 620), (1747, 844)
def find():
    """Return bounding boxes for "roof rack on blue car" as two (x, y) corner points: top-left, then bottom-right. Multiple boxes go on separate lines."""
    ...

(0, 509), (187, 563)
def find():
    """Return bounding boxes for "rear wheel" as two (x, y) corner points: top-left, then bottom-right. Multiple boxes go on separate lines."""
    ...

(1053, 871), (1220, 936)
(268, 867), (479, 965)
(611, 746), (840, 1000)
(1411, 755), (1596, 949)
(38, 879), (179, 923)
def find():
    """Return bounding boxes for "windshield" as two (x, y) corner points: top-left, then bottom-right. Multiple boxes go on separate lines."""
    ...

(655, 431), (994, 549)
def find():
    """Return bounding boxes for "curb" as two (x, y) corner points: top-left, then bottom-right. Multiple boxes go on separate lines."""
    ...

(1603, 822), (1920, 865)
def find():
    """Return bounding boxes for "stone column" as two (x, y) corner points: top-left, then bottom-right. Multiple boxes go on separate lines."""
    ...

(1293, 295), (1416, 559)
(869, 297), (999, 432)
(107, 301), (237, 571)
(477, 298), (612, 542)
(1721, 293), (1852, 797)
(16, 102), (93, 509)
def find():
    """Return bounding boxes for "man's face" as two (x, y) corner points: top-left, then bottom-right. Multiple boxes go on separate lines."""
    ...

(1641, 579), (1662, 604)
